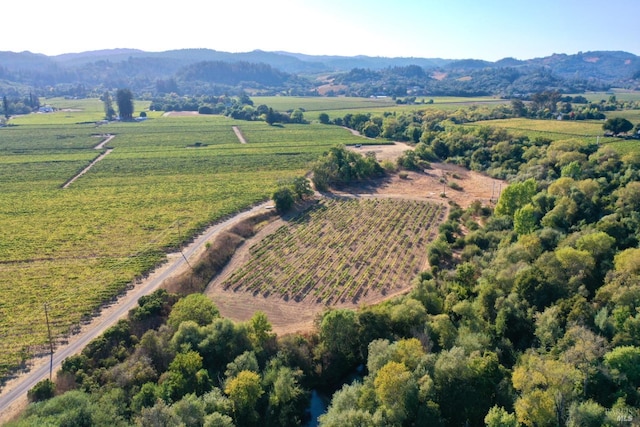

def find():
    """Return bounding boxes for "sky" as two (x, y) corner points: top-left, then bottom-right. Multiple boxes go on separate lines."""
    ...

(3, 0), (639, 61)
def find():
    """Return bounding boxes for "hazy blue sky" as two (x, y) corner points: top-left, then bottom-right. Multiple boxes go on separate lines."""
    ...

(4, 0), (639, 60)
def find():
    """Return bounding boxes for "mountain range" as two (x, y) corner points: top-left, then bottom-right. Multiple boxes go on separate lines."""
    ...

(0, 48), (638, 98)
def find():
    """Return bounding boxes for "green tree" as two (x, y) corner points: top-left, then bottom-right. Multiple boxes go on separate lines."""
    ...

(173, 393), (207, 426)
(319, 309), (359, 363)
(362, 121), (381, 138)
(290, 108), (305, 124)
(225, 370), (264, 426)
(603, 117), (633, 135)
(603, 345), (640, 387)
(137, 399), (181, 427)
(116, 88), (134, 120)
(272, 187), (295, 213)
(264, 365), (305, 427)
(162, 350), (211, 400)
(292, 176), (313, 200)
(495, 178), (537, 218)
(2, 95), (9, 120)
(225, 351), (259, 379)
(102, 91), (115, 120)
(614, 181), (640, 214)
(247, 311), (275, 352)
(484, 405), (517, 427)
(374, 361), (417, 424)
(510, 99), (527, 117)
(204, 412), (236, 427)
(167, 293), (220, 329)
(27, 378), (55, 402)
(318, 112), (330, 124)
(512, 353), (581, 427)
(265, 107), (277, 125)
(514, 204), (537, 235)
(566, 400), (607, 427)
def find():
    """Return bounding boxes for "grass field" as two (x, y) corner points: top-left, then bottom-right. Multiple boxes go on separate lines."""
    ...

(251, 95), (508, 121)
(463, 117), (617, 146)
(0, 99), (364, 381)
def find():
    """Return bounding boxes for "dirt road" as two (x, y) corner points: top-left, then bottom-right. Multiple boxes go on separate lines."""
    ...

(0, 201), (272, 423)
(232, 126), (247, 144)
(62, 134), (115, 189)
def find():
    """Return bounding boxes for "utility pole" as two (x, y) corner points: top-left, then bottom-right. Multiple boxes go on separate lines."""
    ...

(177, 221), (193, 270)
(43, 303), (54, 380)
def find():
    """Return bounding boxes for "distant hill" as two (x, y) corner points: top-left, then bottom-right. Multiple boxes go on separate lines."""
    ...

(0, 48), (638, 98)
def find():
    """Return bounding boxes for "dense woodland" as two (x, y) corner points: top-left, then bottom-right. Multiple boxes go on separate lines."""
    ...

(0, 49), (639, 102)
(8, 97), (640, 426)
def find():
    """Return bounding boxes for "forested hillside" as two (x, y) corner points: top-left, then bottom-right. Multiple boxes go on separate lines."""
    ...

(10, 98), (640, 426)
(0, 49), (638, 100)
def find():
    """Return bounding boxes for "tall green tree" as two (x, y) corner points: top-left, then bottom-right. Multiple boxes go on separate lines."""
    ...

(495, 178), (537, 218)
(102, 91), (115, 120)
(603, 117), (633, 135)
(225, 370), (264, 426)
(116, 88), (134, 120)
(2, 95), (9, 120)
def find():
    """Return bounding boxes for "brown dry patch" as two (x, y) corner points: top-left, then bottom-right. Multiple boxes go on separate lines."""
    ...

(317, 84), (348, 95)
(431, 71), (448, 81)
(353, 141), (413, 162)
(347, 144), (505, 209)
(162, 111), (200, 117)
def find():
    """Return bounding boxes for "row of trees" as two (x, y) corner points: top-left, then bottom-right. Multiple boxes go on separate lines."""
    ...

(1, 93), (41, 120)
(101, 89), (134, 121)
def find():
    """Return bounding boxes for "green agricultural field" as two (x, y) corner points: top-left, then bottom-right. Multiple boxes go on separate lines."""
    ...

(252, 95), (508, 120)
(606, 109), (640, 124)
(0, 102), (364, 382)
(575, 91), (640, 103)
(463, 117), (611, 145)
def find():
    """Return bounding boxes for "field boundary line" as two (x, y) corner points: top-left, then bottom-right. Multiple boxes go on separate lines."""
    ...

(232, 126), (247, 143)
(62, 134), (115, 189)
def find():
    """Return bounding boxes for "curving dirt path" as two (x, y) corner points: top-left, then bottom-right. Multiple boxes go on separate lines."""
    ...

(62, 134), (115, 189)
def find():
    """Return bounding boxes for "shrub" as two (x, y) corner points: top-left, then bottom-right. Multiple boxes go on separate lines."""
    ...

(28, 378), (55, 402)
(272, 187), (295, 213)
(448, 182), (463, 191)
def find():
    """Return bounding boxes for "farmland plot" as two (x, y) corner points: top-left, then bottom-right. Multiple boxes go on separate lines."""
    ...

(0, 110), (355, 382)
(221, 198), (446, 305)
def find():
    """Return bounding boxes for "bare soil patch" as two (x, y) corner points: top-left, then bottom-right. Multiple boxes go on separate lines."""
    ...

(162, 111), (200, 117)
(346, 143), (504, 209)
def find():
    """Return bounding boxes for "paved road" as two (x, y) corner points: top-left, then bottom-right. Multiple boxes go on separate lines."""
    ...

(0, 201), (270, 420)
